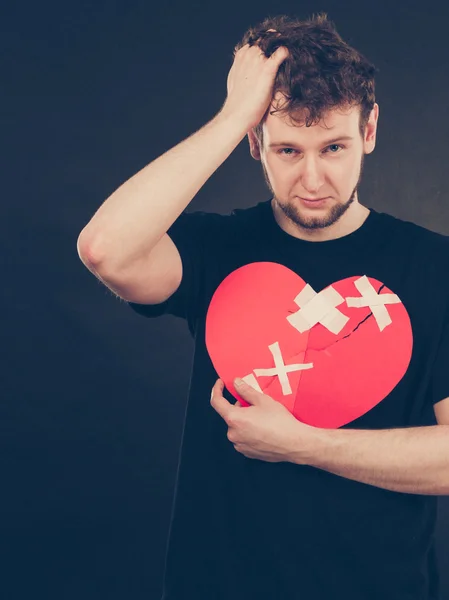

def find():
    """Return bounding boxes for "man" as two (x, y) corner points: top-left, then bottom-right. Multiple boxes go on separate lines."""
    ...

(77, 12), (449, 600)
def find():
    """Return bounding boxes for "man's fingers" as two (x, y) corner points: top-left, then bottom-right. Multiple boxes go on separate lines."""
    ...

(269, 45), (289, 63)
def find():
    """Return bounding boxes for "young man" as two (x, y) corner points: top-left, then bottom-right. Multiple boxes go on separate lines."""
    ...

(77, 13), (449, 600)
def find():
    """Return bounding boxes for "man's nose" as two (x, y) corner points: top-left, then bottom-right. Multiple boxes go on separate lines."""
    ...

(299, 157), (325, 193)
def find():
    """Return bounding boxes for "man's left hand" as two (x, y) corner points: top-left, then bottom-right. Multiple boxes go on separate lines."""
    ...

(210, 378), (319, 464)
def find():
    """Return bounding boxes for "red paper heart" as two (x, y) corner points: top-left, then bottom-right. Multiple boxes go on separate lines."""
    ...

(205, 262), (413, 428)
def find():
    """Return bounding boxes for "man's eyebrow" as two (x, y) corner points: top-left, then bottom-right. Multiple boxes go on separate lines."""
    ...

(268, 135), (355, 148)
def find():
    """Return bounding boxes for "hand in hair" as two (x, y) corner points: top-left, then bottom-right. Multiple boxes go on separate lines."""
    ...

(220, 40), (289, 130)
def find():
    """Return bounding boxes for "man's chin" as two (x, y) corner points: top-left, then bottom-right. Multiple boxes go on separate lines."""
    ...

(295, 213), (338, 230)
(284, 205), (344, 231)
(276, 195), (356, 231)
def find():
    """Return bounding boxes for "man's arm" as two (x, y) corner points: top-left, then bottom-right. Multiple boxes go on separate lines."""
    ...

(77, 111), (248, 275)
(77, 43), (289, 280)
(289, 424), (449, 495)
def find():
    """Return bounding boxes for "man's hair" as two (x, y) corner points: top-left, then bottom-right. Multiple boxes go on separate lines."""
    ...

(234, 13), (378, 142)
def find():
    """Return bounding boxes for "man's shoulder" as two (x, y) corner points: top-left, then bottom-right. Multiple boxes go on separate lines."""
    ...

(182, 199), (269, 231)
(378, 209), (449, 249)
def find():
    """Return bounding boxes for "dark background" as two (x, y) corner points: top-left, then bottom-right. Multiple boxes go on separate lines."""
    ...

(3, 0), (449, 598)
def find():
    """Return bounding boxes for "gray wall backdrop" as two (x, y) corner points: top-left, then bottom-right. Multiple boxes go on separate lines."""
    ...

(3, 0), (449, 598)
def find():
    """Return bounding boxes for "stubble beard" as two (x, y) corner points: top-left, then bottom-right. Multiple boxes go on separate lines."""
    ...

(262, 154), (365, 231)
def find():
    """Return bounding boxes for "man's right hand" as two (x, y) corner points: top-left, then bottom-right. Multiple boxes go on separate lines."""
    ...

(221, 40), (289, 131)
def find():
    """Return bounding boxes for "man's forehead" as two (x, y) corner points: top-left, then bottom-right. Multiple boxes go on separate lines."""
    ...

(262, 102), (359, 144)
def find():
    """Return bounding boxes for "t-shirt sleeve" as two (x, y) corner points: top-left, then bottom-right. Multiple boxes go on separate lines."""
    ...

(430, 304), (449, 406)
(126, 209), (221, 332)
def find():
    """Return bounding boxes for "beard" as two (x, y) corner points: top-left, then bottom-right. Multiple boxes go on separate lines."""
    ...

(262, 154), (365, 231)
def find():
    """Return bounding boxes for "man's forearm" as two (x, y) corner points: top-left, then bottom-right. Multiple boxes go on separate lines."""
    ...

(77, 110), (249, 274)
(290, 424), (449, 495)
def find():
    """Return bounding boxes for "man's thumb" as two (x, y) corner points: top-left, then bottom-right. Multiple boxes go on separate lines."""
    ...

(234, 378), (261, 403)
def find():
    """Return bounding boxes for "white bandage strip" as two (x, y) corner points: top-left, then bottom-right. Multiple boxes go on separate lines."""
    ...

(287, 283), (350, 335)
(345, 275), (401, 332)
(251, 341), (313, 395)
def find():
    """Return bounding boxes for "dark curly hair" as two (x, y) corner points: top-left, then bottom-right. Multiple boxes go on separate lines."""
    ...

(234, 12), (378, 142)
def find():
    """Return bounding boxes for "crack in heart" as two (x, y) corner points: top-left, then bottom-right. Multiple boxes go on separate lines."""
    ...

(286, 283), (385, 359)
(331, 283), (385, 347)
(258, 313), (376, 396)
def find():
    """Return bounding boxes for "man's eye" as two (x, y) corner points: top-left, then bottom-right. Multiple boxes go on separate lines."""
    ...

(279, 148), (297, 155)
(325, 144), (344, 153)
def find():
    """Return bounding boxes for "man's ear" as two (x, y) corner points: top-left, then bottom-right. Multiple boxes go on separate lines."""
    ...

(247, 128), (262, 160)
(363, 103), (379, 155)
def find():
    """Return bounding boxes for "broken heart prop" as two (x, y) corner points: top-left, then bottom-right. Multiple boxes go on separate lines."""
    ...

(205, 262), (413, 429)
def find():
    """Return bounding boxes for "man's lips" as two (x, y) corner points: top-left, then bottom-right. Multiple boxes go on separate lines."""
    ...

(300, 197), (329, 202)
(299, 197), (329, 207)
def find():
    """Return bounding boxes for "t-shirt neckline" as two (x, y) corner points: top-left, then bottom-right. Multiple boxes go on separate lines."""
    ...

(260, 198), (381, 251)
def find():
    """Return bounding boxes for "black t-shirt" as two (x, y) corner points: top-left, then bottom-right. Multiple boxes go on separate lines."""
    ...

(129, 198), (449, 600)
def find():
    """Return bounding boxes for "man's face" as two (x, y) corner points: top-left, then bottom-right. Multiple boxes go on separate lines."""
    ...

(249, 99), (378, 231)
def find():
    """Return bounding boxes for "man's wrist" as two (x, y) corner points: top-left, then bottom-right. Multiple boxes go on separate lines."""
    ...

(213, 106), (253, 137)
(287, 422), (333, 466)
